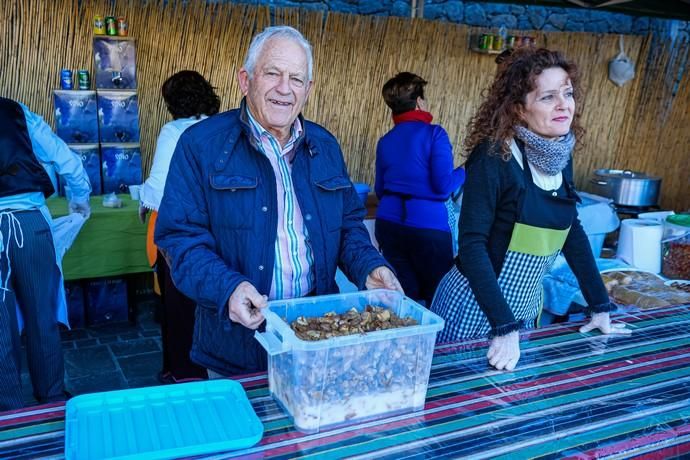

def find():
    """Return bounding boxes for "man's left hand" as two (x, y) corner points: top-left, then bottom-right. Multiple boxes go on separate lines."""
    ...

(365, 266), (403, 293)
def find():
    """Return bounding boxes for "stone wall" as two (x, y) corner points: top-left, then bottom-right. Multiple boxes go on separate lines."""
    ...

(232, 0), (689, 39)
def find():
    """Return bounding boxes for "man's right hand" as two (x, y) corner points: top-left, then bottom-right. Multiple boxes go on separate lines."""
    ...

(228, 281), (268, 329)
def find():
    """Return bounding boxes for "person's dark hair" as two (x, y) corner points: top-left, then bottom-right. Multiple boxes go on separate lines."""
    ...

(381, 72), (427, 115)
(464, 47), (584, 160)
(161, 70), (221, 120)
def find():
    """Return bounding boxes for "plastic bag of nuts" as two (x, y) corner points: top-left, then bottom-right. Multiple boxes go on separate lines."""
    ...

(662, 216), (690, 280)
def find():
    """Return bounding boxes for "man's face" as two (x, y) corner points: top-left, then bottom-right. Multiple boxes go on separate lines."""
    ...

(238, 37), (312, 142)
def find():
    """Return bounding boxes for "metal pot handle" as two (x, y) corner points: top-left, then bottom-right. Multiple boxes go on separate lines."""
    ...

(590, 178), (608, 186)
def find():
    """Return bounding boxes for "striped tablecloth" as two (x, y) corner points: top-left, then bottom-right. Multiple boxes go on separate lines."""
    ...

(3, 305), (690, 459)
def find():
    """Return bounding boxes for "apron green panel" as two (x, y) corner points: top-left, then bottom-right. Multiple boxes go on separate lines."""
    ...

(507, 223), (570, 257)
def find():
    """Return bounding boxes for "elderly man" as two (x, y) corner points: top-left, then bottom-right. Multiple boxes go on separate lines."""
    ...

(155, 26), (401, 377)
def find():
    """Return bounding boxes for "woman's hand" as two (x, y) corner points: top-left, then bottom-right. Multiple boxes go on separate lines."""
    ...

(487, 330), (520, 371)
(580, 312), (632, 335)
(138, 205), (149, 224)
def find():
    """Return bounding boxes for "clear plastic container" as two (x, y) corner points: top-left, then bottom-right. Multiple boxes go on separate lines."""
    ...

(255, 289), (444, 433)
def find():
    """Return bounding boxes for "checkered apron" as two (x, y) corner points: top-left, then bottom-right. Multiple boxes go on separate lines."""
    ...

(432, 154), (577, 343)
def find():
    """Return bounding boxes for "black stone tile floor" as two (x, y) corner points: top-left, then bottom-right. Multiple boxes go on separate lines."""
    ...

(20, 301), (167, 407)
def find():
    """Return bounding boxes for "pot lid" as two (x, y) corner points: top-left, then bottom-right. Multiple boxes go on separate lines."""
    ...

(594, 168), (661, 180)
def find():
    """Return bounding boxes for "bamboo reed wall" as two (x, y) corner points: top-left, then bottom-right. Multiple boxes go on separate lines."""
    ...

(1, 0), (688, 210)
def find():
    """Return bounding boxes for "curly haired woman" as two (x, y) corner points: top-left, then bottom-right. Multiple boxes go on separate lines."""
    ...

(431, 48), (631, 371)
(140, 70), (221, 382)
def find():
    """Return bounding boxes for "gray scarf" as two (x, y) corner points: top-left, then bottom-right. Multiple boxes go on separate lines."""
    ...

(514, 125), (575, 176)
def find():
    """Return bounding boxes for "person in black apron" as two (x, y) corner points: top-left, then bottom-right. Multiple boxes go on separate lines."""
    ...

(374, 72), (465, 307)
(431, 48), (630, 371)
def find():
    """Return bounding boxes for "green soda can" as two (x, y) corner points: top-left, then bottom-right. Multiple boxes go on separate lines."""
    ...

(105, 16), (117, 36)
(484, 34), (494, 51)
(77, 70), (90, 90)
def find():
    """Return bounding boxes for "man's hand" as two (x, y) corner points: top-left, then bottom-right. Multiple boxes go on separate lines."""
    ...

(365, 266), (404, 293)
(68, 199), (91, 219)
(487, 330), (520, 371)
(138, 205), (149, 224)
(580, 312), (632, 335)
(228, 281), (268, 329)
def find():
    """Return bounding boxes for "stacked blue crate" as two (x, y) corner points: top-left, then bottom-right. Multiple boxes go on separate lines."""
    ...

(53, 90), (103, 195)
(100, 143), (143, 194)
(94, 36), (141, 195)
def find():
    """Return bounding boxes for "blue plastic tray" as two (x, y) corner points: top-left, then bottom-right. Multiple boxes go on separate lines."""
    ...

(65, 380), (263, 459)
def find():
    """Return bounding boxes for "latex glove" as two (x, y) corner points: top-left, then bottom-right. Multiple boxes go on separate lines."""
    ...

(487, 330), (520, 371)
(228, 281), (268, 329)
(138, 205), (149, 224)
(580, 312), (632, 335)
(365, 266), (404, 294)
(68, 199), (91, 219)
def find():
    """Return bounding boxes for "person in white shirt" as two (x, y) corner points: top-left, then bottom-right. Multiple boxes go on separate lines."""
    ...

(139, 71), (220, 382)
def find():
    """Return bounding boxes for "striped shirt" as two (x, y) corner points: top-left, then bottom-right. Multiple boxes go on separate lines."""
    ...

(245, 108), (315, 300)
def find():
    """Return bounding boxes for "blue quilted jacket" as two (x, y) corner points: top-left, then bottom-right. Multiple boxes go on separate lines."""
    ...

(155, 103), (388, 375)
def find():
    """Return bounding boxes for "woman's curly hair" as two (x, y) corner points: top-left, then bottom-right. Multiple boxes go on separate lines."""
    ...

(463, 47), (585, 160)
(161, 70), (221, 120)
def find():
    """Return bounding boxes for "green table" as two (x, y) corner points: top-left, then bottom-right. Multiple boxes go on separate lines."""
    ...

(46, 195), (151, 281)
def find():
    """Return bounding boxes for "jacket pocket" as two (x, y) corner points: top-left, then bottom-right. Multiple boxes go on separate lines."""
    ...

(314, 175), (351, 232)
(209, 174), (258, 229)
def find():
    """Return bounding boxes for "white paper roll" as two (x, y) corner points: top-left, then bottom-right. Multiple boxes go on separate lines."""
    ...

(617, 218), (663, 273)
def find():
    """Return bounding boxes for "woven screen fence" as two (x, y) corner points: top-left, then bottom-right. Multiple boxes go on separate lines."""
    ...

(1, 0), (688, 209)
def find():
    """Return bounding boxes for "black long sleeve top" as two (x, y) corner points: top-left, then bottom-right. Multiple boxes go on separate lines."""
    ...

(455, 140), (614, 336)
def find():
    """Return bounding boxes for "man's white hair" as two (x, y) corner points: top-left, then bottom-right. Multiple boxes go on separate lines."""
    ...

(243, 26), (314, 81)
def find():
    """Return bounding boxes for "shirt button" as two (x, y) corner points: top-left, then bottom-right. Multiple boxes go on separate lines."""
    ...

(258, 265), (264, 271)
(262, 206), (268, 212)
(223, 150), (229, 155)
(220, 159), (224, 163)
(305, 214), (312, 221)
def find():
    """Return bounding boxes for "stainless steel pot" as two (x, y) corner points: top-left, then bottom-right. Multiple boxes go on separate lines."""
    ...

(590, 169), (662, 207)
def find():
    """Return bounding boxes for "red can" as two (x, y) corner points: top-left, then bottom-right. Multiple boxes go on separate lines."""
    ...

(116, 17), (128, 37)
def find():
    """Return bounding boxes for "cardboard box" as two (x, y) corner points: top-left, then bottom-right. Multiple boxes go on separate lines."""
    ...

(97, 90), (140, 143)
(58, 144), (102, 195)
(53, 90), (99, 143)
(85, 278), (129, 325)
(93, 37), (137, 89)
(100, 143), (142, 194)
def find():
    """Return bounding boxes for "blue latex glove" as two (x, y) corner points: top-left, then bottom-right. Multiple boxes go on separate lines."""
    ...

(68, 199), (91, 219)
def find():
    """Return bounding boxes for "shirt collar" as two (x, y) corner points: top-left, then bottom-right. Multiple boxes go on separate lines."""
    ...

(245, 104), (303, 156)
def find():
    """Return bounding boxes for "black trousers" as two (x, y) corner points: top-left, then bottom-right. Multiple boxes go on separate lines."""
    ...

(156, 251), (206, 380)
(0, 209), (64, 410)
(375, 219), (454, 308)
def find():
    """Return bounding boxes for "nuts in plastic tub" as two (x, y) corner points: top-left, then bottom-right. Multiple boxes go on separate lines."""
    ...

(255, 290), (444, 433)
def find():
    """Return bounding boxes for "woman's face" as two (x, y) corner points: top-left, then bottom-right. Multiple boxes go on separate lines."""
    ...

(520, 67), (574, 140)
